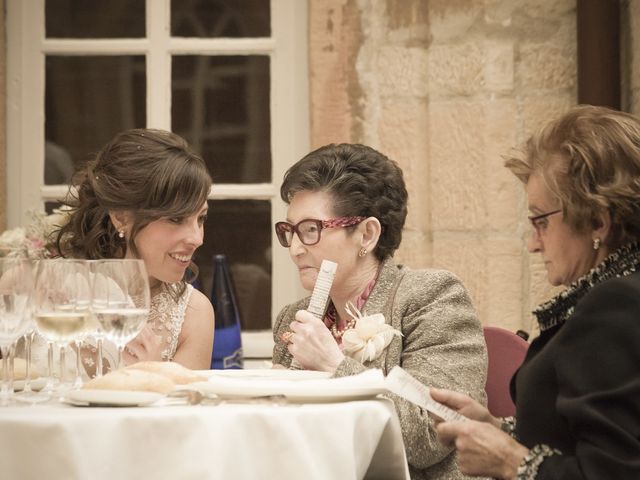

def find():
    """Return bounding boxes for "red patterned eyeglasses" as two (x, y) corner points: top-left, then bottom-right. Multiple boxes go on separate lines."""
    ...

(275, 216), (366, 247)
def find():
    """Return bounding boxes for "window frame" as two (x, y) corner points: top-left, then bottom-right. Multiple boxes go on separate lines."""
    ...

(6, 0), (309, 358)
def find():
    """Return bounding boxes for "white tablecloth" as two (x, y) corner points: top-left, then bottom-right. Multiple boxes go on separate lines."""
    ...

(0, 398), (408, 480)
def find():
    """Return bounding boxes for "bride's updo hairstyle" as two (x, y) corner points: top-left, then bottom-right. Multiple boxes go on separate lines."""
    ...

(55, 129), (212, 290)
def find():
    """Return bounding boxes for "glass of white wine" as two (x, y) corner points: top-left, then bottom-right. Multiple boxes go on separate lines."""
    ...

(0, 258), (34, 406)
(91, 259), (150, 369)
(32, 259), (92, 395)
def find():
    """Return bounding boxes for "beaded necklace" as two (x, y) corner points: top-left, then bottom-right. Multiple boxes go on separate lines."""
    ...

(324, 270), (379, 340)
(328, 314), (357, 339)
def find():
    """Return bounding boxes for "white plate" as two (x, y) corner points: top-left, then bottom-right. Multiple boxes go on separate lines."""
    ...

(66, 389), (164, 407)
(190, 369), (386, 403)
(13, 378), (47, 392)
(208, 369), (332, 381)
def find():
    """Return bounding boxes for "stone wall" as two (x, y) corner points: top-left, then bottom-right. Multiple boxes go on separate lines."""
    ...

(309, 0), (579, 334)
(0, 0), (6, 231)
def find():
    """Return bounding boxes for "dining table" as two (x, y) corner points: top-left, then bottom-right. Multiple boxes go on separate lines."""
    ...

(0, 371), (410, 480)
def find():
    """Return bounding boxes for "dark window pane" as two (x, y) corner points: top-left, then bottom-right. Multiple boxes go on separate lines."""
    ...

(172, 55), (271, 183)
(171, 0), (270, 37)
(195, 200), (272, 331)
(44, 202), (63, 215)
(46, 0), (145, 38)
(45, 56), (146, 184)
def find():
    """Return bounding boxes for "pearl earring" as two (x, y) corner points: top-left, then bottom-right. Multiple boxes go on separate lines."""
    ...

(118, 230), (125, 239)
(593, 238), (601, 250)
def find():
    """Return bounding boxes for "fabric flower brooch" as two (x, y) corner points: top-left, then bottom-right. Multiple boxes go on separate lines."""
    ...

(341, 302), (402, 363)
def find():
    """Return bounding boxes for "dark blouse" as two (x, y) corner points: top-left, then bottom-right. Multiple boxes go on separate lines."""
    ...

(512, 243), (640, 479)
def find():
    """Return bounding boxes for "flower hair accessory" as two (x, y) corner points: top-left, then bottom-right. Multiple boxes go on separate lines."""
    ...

(341, 301), (402, 363)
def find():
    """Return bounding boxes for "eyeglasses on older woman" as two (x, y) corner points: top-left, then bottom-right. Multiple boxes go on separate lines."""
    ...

(528, 209), (561, 236)
(274, 216), (365, 247)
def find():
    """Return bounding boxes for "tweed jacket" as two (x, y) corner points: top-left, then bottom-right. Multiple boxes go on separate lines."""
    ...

(273, 259), (488, 480)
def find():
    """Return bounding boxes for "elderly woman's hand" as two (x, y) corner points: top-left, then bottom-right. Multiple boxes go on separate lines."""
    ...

(287, 310), (345, 372)
(430, 388), (501, 428)
(436, 419), (529, 479)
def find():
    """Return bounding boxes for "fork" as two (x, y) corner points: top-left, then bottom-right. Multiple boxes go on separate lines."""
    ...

(163, 390), (288, 406)
(164, 389), (220, 405)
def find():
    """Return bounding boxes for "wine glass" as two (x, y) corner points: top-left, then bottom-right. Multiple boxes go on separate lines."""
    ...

(32, 259), (92, 396)
(12, 327), (52, 404)
(86, 260), (108, 377)
(91, 259), (150, 369)
(0, 258), (34, 406)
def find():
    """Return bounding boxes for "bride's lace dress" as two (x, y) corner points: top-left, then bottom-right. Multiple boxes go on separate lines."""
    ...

(149, 283), (193, 361)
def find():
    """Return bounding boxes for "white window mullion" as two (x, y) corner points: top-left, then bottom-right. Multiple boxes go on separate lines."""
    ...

(169, 37), (276, 54)
(42, 39), (150, 55)
(241, 0), (309, 355)
(7, 0), (45, 228)
(210, 184), (275, 200)
(146, 0), (172, 130)
(41, 185), (70, 202)
(270, 0), (309, 314)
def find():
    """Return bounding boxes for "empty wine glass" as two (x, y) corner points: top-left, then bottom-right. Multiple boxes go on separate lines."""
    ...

(32, 259), (92, 396)
(84, 260), (107, 378)
(12, 327), (52, 404)
(91, 259), (150, 369)
(0, 258), (34, 406)
(18, 330), (36, 393)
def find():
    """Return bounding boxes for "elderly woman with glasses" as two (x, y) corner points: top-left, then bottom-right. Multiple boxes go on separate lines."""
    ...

(434, 106), (640, 479)
(272, 143), (487, 480)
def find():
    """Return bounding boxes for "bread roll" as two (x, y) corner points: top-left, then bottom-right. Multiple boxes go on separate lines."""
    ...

(0, 358), (41, 381)
(126, 361), (207, 385)
(83, 368), (175, 394)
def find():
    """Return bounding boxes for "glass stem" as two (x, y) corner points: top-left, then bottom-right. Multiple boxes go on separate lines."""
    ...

(22, 332), (34, 393)
(0, 346), (11, 406)
(41, 341), (55, 394)
(9, 344), (14, 382)
(48, 342), (53, 377)
(117, 346), (124, 370)
(74, 340), (83, 388)
(96, 337), (104, 378)
(59, 345), (66, 386)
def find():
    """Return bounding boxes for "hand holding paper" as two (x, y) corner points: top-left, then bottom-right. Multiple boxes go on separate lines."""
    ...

(385, 366), (467, 422)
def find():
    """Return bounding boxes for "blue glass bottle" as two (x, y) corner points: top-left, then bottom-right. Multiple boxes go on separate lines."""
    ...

(209, 254), (243, 369)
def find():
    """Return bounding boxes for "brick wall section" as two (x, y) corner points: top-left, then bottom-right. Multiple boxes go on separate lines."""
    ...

(308, 0), (578, 334)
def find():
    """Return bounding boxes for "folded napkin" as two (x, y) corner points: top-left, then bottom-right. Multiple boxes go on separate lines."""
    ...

(186, 368), (387, 401)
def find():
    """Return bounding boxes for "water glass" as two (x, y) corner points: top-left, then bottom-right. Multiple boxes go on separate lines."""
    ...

(91, 259), (150, 369)
(0, 258), (33, 405)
